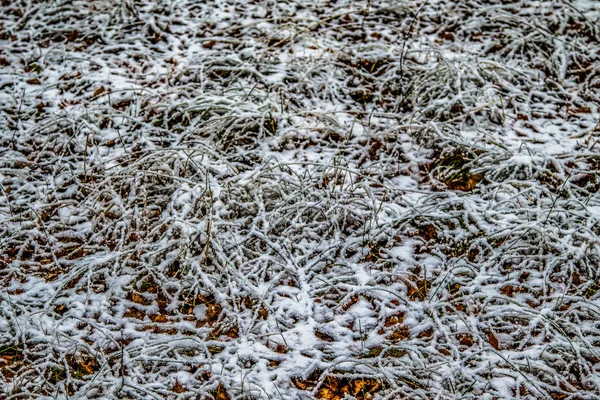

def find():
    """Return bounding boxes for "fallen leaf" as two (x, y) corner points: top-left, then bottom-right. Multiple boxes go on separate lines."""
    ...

(212, 383), (230, 400)
(488, 331), (500, 350)
(173, 379), (185, 393)
(457, 333), (473, 347)
(93, 86), (105, 97)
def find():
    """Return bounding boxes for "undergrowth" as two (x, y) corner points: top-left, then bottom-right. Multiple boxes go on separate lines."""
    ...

(1, 0), (599, 399)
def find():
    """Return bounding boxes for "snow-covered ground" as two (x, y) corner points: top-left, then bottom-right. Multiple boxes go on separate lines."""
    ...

(1, 0), (599, 399)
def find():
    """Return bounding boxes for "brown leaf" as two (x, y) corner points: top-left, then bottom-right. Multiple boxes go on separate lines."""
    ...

(574, 106), (591, 114)
(258, 305), (268, 319)
(54, 305), (68, 315)
(44, 270), (60, 282)
(500, 285), (515, 297)
(212, 323), (239, 339)
(275, 344), (287, 354)
(418, 327), (434, 340)
(341, 294), (360, 311)
(384, 313), (405, 327)
(379, 312), (410, 341)
(292, 369), (323, 391)
(292, 377), (313, 391)
(93, 86), (106, 98)
(123, 308), (145, 319)
(438, 347), (451, 356)
(151, 314), (168, 323)
(65, 354), (99, 377)
(387, 326), (410, 341)
(129, 293), (147, 305)
(315, 329), (335, 342)
(407, 279), (429, 301)
(269, 359), (281, 367)
(173, 379), (185, 393)
(350, 378), (381, 397)
(446, 173), (483, 191)
(212, 383), (230, 400)
(488, 331), (500, 350)
(440, 31), (455, 41)
(314, 375), (383, 400)
(457, 333), (473, 347)
(417, 224), (437, 241)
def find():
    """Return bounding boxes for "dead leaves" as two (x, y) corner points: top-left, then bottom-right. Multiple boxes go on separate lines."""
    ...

(317, 376), (382, 400)
(293, 371), (383, 400)
(406, 266), (430, 302)
(0, 345), (24, 381)
(456, 333), (474, 347)
(128, 292), (150, 306)
(406, 278), (429, 302)
(378, 313), (410, 342)
(445, 172), (484, 192)
(427, 149), (485, 192)
(122, 285), (241, 339)
(315, 329), (335, 342)
(211, 383), (231, 400)
(65, 353), (99, 378)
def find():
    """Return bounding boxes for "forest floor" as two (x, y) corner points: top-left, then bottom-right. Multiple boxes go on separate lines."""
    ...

(1, 0), (600, 399)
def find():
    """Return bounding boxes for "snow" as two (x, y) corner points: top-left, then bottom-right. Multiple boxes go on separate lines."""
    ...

(1, 0), (600, 399)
